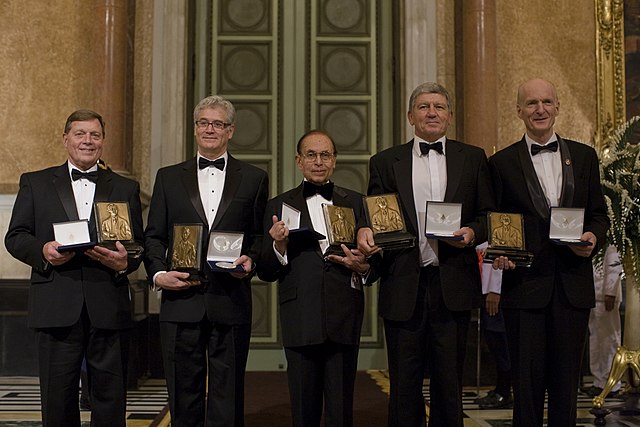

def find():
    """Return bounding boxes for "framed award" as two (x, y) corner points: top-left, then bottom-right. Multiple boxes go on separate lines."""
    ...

(94, 201), (143, 257)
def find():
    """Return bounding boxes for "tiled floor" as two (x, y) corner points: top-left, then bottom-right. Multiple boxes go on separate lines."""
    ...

(370, 370), (640, 427)
(0, 377), (167, 426)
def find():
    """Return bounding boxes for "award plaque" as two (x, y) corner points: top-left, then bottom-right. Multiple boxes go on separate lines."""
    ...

(322, 204), (356, 255)
(54, 220), (95, 252)
(363, 193), (415, 250)
(549, 207), (591, 246)
(424, 202), (464, 241)
(94, 201), (144, 258)
(170, 224), (203, 279)
(283, 202), (326, 241)
(484, 212), (534, 267)
(206, 231), (245, 273)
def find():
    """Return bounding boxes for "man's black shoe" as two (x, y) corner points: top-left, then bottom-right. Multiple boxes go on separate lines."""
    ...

(475, 390), (513, 409)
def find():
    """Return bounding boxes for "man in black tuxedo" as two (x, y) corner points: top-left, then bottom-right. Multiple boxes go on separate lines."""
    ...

(144, 95), (268, 426)
(489, 78), (609, 426)
(258, 130), (376, 427)
(5, 110), (144, 427)
(357, 82), (494, 426)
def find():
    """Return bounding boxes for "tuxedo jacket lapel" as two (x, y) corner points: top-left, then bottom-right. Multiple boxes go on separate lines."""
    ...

(516, 138), (550, 220)
(557, 136), (575, 207)
(444, 139), (463, 202)
(393, 143), (418, 235)
(182, 158), (208, 226)
(92, 169), (115, 235)
(53, 164), (79, 222)
(212, 156), (241, 230)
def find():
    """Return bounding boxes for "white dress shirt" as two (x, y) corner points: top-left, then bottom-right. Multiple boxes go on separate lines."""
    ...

(526, 134), (562, 207)
(68, 161), (97, 220)
(412, 136), (447, 266)
(197, 152), (228, 228)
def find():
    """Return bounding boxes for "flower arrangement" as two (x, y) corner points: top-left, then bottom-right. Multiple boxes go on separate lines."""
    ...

(599, 116), (640, 288)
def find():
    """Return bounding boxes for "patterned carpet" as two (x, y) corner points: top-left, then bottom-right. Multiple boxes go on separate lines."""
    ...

(369, 370), (640, 426)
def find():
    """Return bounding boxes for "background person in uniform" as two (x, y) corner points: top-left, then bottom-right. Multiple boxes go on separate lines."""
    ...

(583, 244), (624, 397)
(144, 95), (268, 427)
(474, 243), (512, 409)
(258, 130), (377, 427)
(4, 109), (144, 427)
(357, 82), (494, 426)
(489, 78), (609, 426)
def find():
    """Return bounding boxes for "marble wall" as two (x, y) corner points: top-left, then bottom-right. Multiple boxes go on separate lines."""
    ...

(494, 2), (597, 149)
(0, 0), (154, 279)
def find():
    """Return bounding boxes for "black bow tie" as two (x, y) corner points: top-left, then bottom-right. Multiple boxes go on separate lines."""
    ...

(303, 181), (334, 200)
(71, 169), (98, 183)
(530, 141), (558, 155)
(199, 157), (225, 170)
(419, 141), (443, 155)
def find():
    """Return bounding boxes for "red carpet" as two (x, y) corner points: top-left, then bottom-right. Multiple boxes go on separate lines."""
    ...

(244, 371), (388, 426)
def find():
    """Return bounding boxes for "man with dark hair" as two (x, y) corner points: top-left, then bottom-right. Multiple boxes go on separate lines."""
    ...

(144, 95), (268, 426)
(259, 130), (376, 426)
(489, 78), (609, 426)
(358, 82), (494, 426)
(5, 109), (144, 427)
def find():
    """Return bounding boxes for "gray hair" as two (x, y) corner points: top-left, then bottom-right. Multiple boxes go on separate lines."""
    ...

(408, 82), (452, 112)
(193, 95), (236, 123)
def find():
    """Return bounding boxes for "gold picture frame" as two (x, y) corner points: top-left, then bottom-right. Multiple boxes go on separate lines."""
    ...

(595, 0), (626, 149)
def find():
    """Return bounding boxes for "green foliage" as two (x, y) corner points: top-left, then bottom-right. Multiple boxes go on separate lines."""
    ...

(599, 116), (640, 286)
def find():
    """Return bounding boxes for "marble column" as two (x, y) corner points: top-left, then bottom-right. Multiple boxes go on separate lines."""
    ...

(92, 0), (131, 172)
(462, 0), (497, 155)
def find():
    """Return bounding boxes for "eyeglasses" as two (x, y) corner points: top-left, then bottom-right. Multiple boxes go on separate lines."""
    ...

(301, 151), (335, 162)
(195, 119), (232, 131)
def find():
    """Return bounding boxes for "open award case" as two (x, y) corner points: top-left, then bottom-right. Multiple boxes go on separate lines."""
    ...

(424, 201), (463, 241)
(549, 207), (591, 246)
(206, 231), (245, 273)
(94, 201), (143, 258)
(170, 223), (204, 279)
(484, 212), (534, 267)
(363, 193), (415, 250)
(282, 202), (325, 241)
(54, 219), (96, 252)
(322, 204), (356, 255)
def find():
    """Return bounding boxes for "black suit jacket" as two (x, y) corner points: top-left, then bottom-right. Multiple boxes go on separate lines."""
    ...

(258, 184), (377, 347)
(488, 136), (609, 309)
(4, 163), (144, 329)
(367, 139), (494, 321)
(144, 155), (268, 325)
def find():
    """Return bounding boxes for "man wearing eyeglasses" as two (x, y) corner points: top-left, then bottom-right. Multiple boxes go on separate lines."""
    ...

(258, 130), (377, 426)
(144, 95), (268, 426)
(5, 109), (144, 427)
(357, 82), (494, 426)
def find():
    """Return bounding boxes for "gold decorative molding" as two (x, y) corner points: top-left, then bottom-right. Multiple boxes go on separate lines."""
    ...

(595, 0), (626, 149)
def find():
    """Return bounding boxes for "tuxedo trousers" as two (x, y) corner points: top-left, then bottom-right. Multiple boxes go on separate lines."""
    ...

(160, 316), (251, 427)
(285, 341), (359, 427)
(504, 277), (589, 427)
(35, 304), (129, 427)
(384, 266), (470, 427)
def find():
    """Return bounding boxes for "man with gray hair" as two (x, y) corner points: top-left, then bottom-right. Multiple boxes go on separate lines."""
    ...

(144, 95), (268, 426)
(358, 82), (494, 426)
